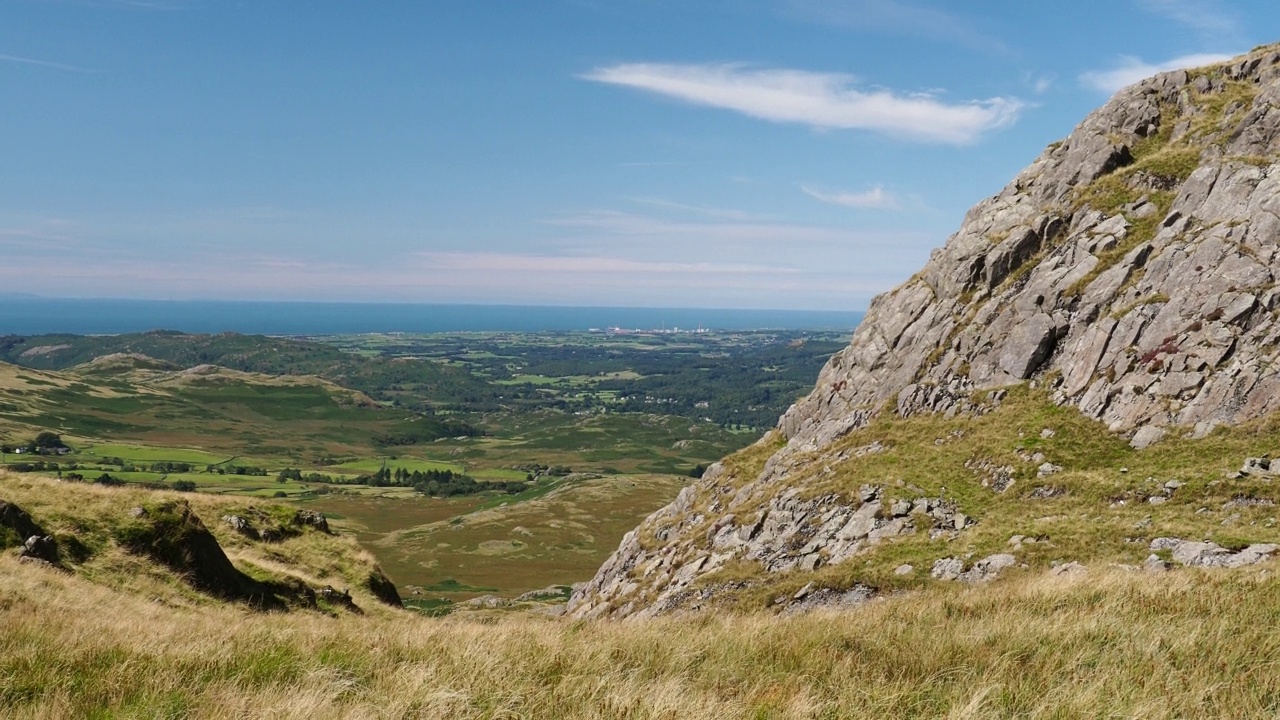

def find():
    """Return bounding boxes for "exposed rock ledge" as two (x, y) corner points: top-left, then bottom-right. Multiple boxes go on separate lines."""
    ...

(571, 46), (1280, 619)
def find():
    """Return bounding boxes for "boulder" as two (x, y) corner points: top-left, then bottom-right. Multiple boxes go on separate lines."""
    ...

(960, 554), (1017, 583)
(293, 510), (331, 534)
(222, 514), (259, 540)
(1050, 561), (1087, 576)
(19, 535), (60, 565)
(931, 557), (965, 581)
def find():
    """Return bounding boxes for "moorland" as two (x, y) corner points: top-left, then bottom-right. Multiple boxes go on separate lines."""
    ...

(0, 327), (846, 608)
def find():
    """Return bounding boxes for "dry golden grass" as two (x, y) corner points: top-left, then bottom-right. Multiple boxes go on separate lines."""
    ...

(8, 420), (1280, 719)
(0, 474), (398, 615)
(5, 552), (1280, 719)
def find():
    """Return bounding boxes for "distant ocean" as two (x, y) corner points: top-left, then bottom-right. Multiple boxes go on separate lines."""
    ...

(0, 298), (863, 336)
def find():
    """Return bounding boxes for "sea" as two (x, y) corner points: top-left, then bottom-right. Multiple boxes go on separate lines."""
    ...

(0, 298), (863, 336)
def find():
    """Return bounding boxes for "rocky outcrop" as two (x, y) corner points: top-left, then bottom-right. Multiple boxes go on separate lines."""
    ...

(19, 535), (61, 565)
(567, 446), (972, 619)
(783, 49), (1280, 452)
(366, 569), (403, 608)
(118, 500), (316, 610)
(219, 508), (331, 543)
(0, 500), (44, 546)
(0, 500), (64, 568)
(1150, 537), (1279, 567)
(571, 46), (1280, 619)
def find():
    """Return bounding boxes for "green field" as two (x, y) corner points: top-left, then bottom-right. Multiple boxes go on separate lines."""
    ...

(76, 442), (237, 465)
(0, 327), (848, 602)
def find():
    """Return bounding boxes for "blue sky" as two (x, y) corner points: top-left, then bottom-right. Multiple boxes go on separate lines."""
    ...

(0, 0), (1269, 309)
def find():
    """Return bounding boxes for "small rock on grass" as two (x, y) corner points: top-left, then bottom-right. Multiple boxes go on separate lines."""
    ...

(1050, 561), (1086, 576)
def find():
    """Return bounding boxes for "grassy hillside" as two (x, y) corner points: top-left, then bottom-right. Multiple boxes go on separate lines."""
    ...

(4, 482), (1280, 718)
(0, 331), (498, 411)
(576, 383), (1280, 617)
(0, 473), (398, 614)
(0, 360), (460, 461)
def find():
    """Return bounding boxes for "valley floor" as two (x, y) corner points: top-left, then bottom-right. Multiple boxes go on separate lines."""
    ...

(4, 552), (1280, 719)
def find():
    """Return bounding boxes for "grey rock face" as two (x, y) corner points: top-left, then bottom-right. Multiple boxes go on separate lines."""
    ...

(931, 557), (965, 581)
(778, 47), (1280, 453)
(292, 510), (331, 534)
(567, 458), (966, 619)
(571, 47), (1280, 620)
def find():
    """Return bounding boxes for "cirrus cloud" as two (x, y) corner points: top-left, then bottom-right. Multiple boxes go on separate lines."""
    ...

(1080, 52), (1238, 94)
(801, 184), (900, 210)
(581, 62), (1024, 145)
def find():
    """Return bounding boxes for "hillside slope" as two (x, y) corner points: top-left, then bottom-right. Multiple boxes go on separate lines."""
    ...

(570, 46), (1280, 619)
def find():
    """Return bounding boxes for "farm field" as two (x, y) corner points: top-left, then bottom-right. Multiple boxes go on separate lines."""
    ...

(0, 327), (849, 605)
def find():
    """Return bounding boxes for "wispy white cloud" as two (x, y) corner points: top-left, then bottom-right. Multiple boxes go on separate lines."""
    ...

(546, 209), (918, 249)
(0, 53), (98, 73)
(1136, 0), (1242, 42)
(1080, 52), (1238, 93)
(418, 252), (787, 276)
(801, 184), (899, 210)
(0, 204), (937, 309)
(581, 62), (1024, 145)
(1026, 73), (1054, 95)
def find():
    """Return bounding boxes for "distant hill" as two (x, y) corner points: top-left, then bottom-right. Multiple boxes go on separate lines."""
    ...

(0, 331), (500, 412)
(0, 359), (476, 458)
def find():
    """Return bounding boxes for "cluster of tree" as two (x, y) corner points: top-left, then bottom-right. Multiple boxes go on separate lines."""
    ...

(205, 465), (268, 476)
(56, 471), (193, 492)
(510, 463), (572, 477)
(4, 461), (55, 472)
(2, 431), (70, 455)
(146, 462), (194, 473)
(276, 468), (339, 484)
(348, 466), (528, 496)
(596, 340), (846, 429)
(93, 458), (195, 474)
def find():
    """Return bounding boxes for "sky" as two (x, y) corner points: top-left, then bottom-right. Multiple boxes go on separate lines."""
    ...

(0, 0), (1272, 310)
